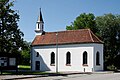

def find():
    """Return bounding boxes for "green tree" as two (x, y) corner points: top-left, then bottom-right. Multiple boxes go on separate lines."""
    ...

(96, 14), (120, 69)
(19, 41), (31, 65)
(0, 0), (24, 54)
(66, 12), (120, 70)
(66, 13), (97, 33)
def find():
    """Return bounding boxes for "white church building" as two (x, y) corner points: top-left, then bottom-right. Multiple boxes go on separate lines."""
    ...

(31, 10), (104, 72)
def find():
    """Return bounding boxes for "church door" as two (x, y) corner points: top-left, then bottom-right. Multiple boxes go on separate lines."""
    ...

(35, 61), (40, 70)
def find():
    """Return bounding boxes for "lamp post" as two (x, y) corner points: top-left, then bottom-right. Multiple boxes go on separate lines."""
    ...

(56, 32), (58, 73)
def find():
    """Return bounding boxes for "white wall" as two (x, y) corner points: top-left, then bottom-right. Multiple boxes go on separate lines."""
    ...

(93, 43), (104, 71)
(58, 44), (94, 72)
(31, 43), (103, 72)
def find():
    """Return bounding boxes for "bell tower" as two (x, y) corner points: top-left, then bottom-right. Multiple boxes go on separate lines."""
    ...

(35, 8), (44, 35)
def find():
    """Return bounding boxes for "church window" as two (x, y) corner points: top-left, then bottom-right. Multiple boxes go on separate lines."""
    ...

(66, 52), (71, 66)
(36, 52), (39, 57)
(83, 51), (88, 66)
(96, 51), (100, 65)
(50, 52), (55, 66)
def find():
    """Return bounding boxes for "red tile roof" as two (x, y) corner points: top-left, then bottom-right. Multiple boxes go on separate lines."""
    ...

(32, 29), (103, 46)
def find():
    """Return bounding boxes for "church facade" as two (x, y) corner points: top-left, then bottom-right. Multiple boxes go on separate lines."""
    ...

(31, 10), (104, 72)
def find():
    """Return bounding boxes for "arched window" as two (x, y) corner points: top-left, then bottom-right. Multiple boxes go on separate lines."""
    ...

(66, 52), (71, 65)
(96, 52), (100, 65)
(38, 24), (39, 29)
(83, 51), (88, 65)
(36, 52), (39, 57)
(51, 52), (55, 65)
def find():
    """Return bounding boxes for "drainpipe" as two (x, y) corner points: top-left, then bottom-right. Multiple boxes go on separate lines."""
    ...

(56, 32), (58, 73)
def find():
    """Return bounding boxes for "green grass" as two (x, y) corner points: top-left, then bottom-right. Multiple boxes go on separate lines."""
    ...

(2, 71), (49, 75)
(1, 65), (53, 75)
(1, 65), (61, 75)
(18, 65), (31, 70)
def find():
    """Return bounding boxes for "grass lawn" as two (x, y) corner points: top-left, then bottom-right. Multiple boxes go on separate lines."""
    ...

(2, 70), (49, 75)
(1, 65), (55, 75)
(18, 65), (31, 70)
(0, 65), (30, 75)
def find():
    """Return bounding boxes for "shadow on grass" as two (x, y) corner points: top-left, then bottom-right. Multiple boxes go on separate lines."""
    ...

(0, 70), (92, 75)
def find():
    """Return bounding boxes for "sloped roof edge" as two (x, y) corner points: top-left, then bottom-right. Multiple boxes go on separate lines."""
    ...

(32, 29), (103, 46)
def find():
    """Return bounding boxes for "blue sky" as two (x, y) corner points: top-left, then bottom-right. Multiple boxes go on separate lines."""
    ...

(13, 0), (120, 42)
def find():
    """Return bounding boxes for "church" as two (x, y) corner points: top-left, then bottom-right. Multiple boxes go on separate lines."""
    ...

(31, 10), (104, 72)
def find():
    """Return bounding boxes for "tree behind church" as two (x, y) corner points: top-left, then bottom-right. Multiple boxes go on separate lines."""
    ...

(66, 13), (120, 70)
(66, 13), (97, 33)
(96, 14), (120, 70)
(19, 41), (31, 65)
(0, 0), (24, 55)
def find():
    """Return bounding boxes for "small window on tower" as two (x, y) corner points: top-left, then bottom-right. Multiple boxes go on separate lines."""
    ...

(38, 24), (39, 29)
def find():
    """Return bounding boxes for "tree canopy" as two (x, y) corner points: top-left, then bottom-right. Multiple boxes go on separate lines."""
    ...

(19, 41), (31, 65)
(66, 13), (120, 70)
(0, 0), (24, 54)
(96, 14), (120, 69)
(66, 13), (97, 33)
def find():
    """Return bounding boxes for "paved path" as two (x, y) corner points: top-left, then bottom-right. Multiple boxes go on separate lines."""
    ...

(0, 73), (120, 80)
(22, 73), (120, 80)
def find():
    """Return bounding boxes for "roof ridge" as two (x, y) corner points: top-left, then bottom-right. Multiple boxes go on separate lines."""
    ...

(66, 28), (89, 31)
(88, 29), (94, 42)
(45, 29), (90, 33)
